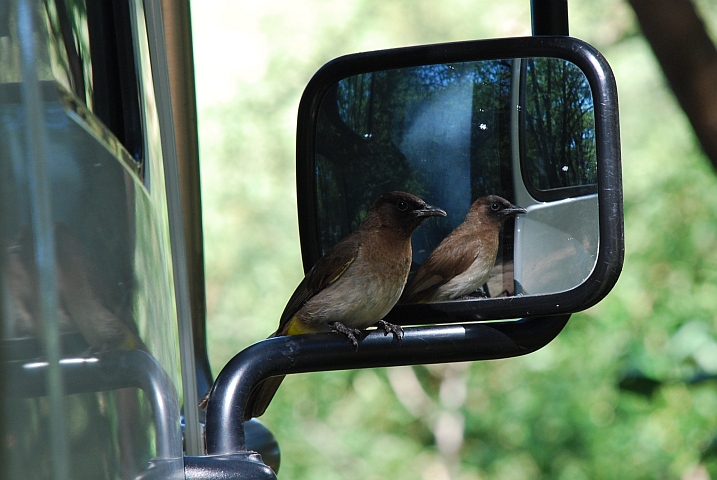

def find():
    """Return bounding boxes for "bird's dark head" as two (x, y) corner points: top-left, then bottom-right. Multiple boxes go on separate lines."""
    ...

(367, 191), (447, 236)
(470, 195), (527, 224)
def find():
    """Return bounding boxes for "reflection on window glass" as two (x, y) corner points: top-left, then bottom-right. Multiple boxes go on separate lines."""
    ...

(522, 58), (597, 199)
(33, 0), (145, 165)
(44, 0), (93, 108)
(0, 1), (183, 477)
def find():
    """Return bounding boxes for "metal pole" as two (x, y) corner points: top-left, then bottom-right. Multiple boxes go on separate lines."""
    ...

(531, 0), (569, 36)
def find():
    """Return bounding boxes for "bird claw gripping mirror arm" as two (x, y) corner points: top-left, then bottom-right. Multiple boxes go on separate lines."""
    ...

(204, 314), (570, 455)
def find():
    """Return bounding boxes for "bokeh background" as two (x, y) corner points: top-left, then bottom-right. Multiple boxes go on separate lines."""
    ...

(191, 1), (717, 478)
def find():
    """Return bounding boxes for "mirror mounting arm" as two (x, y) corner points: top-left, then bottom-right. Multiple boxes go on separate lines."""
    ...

(204, 314), (570, 455)
(531, 0), (569, 35)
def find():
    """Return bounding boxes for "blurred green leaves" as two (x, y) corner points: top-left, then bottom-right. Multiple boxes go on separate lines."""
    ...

(192, 1), (717, 478)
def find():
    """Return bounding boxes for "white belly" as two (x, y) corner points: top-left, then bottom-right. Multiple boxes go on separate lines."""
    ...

(433, 255), (494, 301)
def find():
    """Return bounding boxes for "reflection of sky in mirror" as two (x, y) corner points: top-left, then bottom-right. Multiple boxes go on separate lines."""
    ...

(388, 63), (508, 263)
(399, 74), (473, 233)
(331, 61), (511, 263)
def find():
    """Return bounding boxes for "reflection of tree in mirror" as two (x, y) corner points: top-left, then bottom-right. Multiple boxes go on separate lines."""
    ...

(523, 59), (597, 194)
(315, 61), (516, 256)
(315, 70), (431, 250)
(468, 59), (513, 203)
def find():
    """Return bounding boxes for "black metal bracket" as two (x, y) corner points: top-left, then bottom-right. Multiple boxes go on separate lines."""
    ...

(531, 0), (569, 35)
(184, 452), (277, 480)
(204, 314), (570, 455)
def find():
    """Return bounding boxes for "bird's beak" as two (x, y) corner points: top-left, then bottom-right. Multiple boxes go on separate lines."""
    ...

(503, 205), (528, 217)
(415, 205), (447, 219)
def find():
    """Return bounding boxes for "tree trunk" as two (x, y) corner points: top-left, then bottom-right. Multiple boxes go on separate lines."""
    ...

(628, 0), (717, 169)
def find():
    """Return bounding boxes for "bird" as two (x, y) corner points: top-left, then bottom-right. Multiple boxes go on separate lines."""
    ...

(399, 195), (526, 304)
(53, 223), (148, 353)
(8, 224), (147, 353)
(200, 191), (446, 419)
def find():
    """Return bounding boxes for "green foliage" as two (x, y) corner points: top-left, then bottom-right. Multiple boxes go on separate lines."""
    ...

(193, 1), (717, 478)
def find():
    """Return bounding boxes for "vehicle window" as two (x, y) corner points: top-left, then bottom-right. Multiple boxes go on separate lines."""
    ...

(44, 0), (92, 106)
(43, 0), (144, 169)
(0, 1), (184, 477)
(520, 58), (597, 201)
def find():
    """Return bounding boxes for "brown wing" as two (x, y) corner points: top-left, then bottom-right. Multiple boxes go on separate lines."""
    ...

(401, 230), (480, 303)
(275, 230), (361, 334)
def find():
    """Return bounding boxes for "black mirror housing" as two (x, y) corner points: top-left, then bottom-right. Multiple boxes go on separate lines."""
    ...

(295, 35), (623, 324)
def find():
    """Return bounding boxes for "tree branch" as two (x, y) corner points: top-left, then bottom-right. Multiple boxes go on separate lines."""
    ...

(628, 0), (717, 169)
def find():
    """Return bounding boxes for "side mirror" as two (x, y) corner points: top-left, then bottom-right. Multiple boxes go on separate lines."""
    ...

(203, 36), (623, 456)
(296, 36), (623, 323)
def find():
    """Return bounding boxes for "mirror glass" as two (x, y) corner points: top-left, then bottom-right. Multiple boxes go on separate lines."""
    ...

(312, 57), (598, 301)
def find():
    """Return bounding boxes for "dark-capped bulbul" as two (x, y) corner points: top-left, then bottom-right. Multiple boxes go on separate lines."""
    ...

(400, 195), (526, 304)
(8, 224), (147, 353)
(201, 191), (446, 418)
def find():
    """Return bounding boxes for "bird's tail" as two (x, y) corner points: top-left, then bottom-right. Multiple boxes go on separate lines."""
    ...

(199, 330), (286, 419)
(243, 375), (286, 421)
(197, 371), (285, 420)
(243, 329), (286, 419)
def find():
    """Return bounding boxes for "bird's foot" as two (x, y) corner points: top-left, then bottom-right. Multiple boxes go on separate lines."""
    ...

(458, 288), (489, 300)
(471, 288), (489, 298)
(377, 320), (404, 344)
(198, 390), (210, 410)
(329, 321), (362, 350)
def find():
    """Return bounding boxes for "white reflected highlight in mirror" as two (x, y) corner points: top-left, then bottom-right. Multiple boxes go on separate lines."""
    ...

(401, 77), (475, 224)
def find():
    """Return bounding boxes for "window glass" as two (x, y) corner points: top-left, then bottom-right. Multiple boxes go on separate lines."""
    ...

(521, 58), (597, 200)
(43, 0), (92, 107)
(0, 1), (183, 477)
(40, 0), (144, 167)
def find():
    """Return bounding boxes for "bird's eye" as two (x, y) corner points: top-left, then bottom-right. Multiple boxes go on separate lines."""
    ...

(491, 202), (501, 211)
(397, 201), (408, 211)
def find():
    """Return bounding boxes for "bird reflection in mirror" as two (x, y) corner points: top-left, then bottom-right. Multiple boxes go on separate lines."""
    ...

(400, 195), (526, 303)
